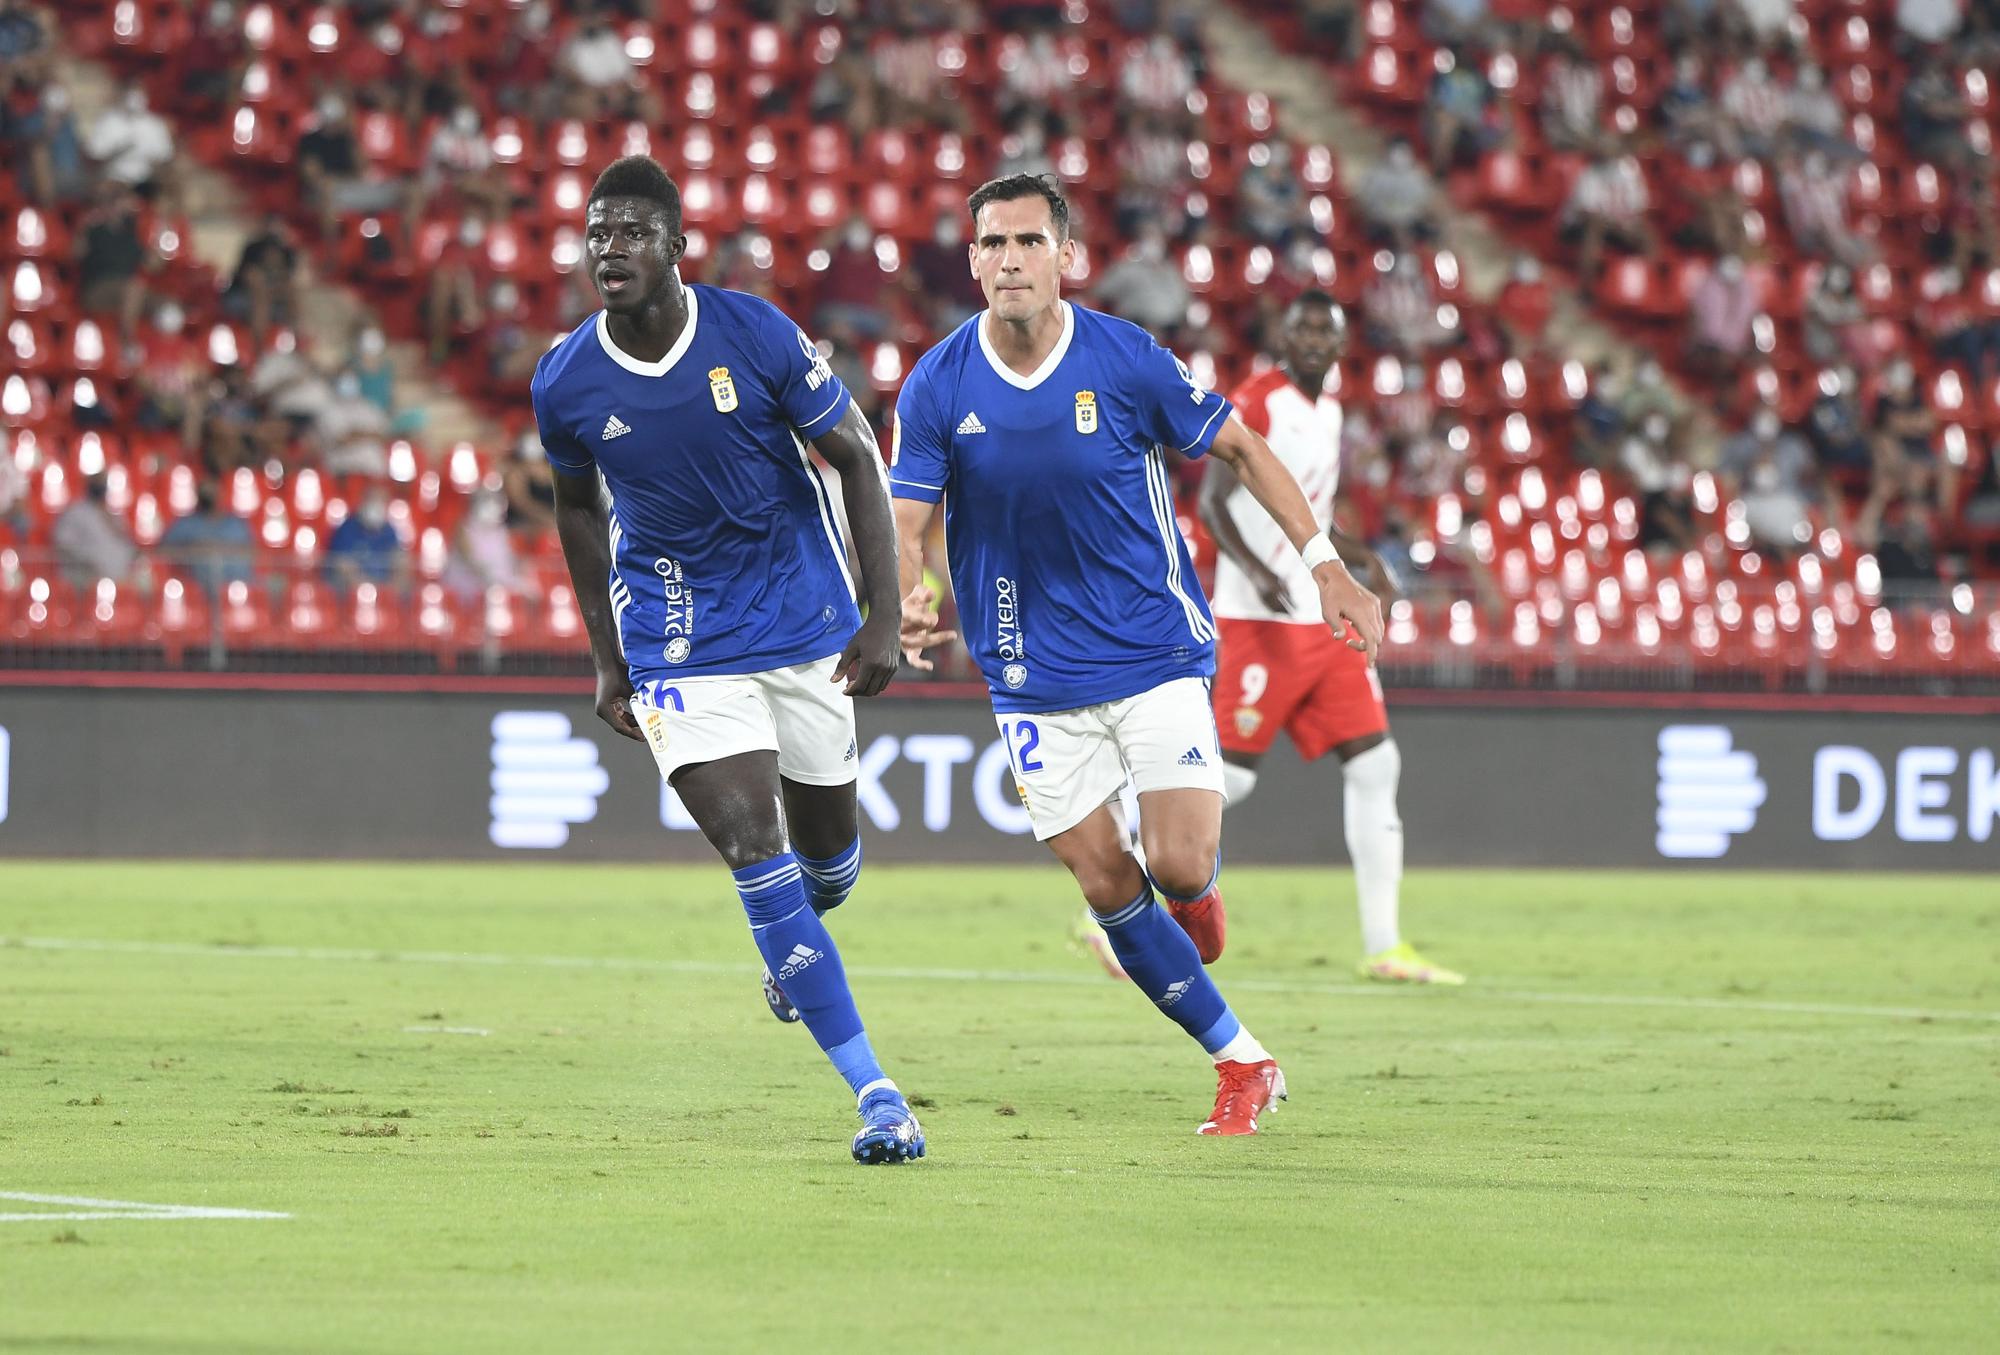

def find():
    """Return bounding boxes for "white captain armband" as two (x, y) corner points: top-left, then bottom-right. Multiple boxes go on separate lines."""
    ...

(1300, 535), (1341, 573)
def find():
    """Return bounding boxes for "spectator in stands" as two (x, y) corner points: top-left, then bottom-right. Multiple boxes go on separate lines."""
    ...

(222, 212), (300, 344)
(1619, 359), (1680, 439)
(1719, 56), (1786, 160)
(1805, 366), (1875, 483)
(1900, 60), (1974, 169)
(1779, 149), (1870, 268)
(198, 365), (268, 477)
(1114, 109), (1186, 236)
(1668, 141), (1751, 257)
(444, 490), (536, 603)
(419, 104), (512, 221)
(1897, 0), (1964, 45)
(53, 476), (141, 588)
(133, 300), (205, 443)
(297, 95), (406, 240)
(1961, 436), (2000, 542)
(348, 325), (400, 425)
(1720, 406), (1818, 554)
(503, 430), (557, 536)
(1686, 254), (1759, 381)
(1495, 254), (1552, 356)
(315, 370), (394, 478)
(1003, 31), (1077, 123)
(1561, 149), (1654, 277)
(75, 182), (152, 345)
(1940, 156), (1999, 276)
(1302, 0), (1362, 60)
(1424, 0), (1492, 44)
(1364, 253), (1446, 356)
(85, 87), (174, 204)
(1661, 54), (1726, 151)
(1236, 140), (1312, 248)
(1802, 263), (1876, 366)
(325, 485), (408, 591)
(558, 16), (636, 120)
(1093, 222), (1190, 336)
(1855, 492), (1941, 594)
(872, 25), (967, 135)
(1, 69), (84, 207)
(1918, 265), (2000, 380)
(815, 217), (895, 341)
(426, 217), (488, 364)
(159, 481), (254, 599)
(906, 211), (982, 331)
(809, 46), (883, 138)
(1785, 65), (1857, 161)
(1119, 31), (1195, 114)
(1733, 0), (1798, 46)
(0, 0), (48, 67)
(0, 442), (27, 539)
(1621, 414), (1699, 558)
(1538, 40), (1604, 154)
(1872, 355), (1955, 516)
(1355, 139), (1438, 250)
(1571, 363), (1624, 470)
(1424, 47), (1510, 175)
(483, 278), (545, 388)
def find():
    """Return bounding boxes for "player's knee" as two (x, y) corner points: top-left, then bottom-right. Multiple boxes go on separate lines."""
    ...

(1071, 855), (1144, 913)
(710, 824), (791, 872)
(1144, 844), (1218, 903)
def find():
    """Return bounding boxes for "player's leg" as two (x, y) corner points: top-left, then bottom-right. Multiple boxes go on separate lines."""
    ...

(1290, 650), (1462, 985)
(782, 780), (863, 916)
(764, 656), (866, 919)
(633, 676), (921, 1160)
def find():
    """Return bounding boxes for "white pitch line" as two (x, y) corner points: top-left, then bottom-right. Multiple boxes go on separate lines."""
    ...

(6, 935), (1997, 1026)
(402, 1024), (491, 1036)
(0, 1192), (288, 1223)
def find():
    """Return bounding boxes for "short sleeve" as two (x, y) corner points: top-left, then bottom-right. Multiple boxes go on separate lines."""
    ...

(757, 305), (852, 441)
(888, 363), (948, 504)
(1134, 336), (1233, 458)
(530, 357), (595, 479)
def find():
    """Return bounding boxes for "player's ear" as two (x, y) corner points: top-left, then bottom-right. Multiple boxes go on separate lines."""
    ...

(666, 232), (688, 264)
(1057, 235), (1077, 276)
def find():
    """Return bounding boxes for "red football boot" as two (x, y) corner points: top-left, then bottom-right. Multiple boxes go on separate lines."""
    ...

(1196, 1059), (1287, 1136)
(1165, 884), (1226, 964)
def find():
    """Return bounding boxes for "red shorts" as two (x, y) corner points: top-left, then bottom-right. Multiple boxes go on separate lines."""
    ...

(1212, 617), (1388, 761)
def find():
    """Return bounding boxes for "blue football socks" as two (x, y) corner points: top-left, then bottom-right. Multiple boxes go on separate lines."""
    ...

(1096, 882), (1243, 1055)
(798, 836), (863, 915)
(733, 854), (887, 1096)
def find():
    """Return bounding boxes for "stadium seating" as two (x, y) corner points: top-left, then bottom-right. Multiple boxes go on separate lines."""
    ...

(9, 0), (1987, 687)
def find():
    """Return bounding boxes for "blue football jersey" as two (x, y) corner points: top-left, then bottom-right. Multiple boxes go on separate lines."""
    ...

(890, 302), (1233, 714)
(530, 285), (861, 682)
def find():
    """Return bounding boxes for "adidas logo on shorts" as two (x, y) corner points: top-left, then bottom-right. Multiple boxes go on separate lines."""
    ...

(1177, 746), (1207, 767)
(778, 942), (823, 980)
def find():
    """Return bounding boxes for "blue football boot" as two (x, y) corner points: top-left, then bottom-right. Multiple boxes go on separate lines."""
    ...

(851, 1085), (926, 1165)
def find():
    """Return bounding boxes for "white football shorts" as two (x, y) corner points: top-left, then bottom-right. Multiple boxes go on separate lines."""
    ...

(992, 676), (1226, 841)
(628, 653), (858, 786)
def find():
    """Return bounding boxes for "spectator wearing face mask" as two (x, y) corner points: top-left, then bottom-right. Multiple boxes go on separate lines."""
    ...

(54, 475), (142, 589)
(325, 486), (408, 591)
(426, 215), (488, 364)
(1686, 254), (1759, 381)
(1779, 148), (1871, 268)
(297, 94), (407, 240)
(159, 481), (255, 598)
(907, 212), (983, 331)
(814, 215), (895, 341)
(134, 300), (205, 440)
(222, 211), (300, 343)
(1871, 357), (1953, 516)
(1561, 148), (1655, 278)
(1806, 366), (1874, 486)
(75, 181), (153, 344)
(419, 103), (512, 221)
(1356, 139), (1438, 251)
(1093, 222), (1191, 337)
(444, 489), (537, 603)
(503, 430), (557, 536)
(1495, 254), (1552, 356)
(85, 86), (174, 203)
(1721, 406), (1819, 555)
(1620, 413), (1699, 557)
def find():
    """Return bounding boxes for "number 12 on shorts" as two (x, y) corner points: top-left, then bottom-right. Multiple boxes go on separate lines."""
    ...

(1003, 719), (1043, 774)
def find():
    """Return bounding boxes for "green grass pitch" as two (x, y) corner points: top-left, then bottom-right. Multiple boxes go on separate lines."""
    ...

(2, 862), (1995, 1353)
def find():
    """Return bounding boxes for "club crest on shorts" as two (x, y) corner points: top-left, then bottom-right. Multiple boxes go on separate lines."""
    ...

(1234, 706), (1263, 738)
(1073, 389), (1097, 434)
(641, 708), (670, 755)
(708, 366), (738, 413)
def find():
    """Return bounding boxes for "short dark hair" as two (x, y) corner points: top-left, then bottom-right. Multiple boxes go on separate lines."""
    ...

(589, 156), (682, 232)
(1288, 288), (1345, 324)
(967, 173), (1071, 241)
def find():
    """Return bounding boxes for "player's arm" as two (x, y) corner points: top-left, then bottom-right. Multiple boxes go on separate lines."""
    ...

(1207, 414), (1384, 660)
(810, 404), (902, 698)
(892, 497), (955, 671)
(549, 467), (641, 740)
(1196, 452), (1291, 615)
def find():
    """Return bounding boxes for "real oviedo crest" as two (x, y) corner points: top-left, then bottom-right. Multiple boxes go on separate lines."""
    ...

(709, 366), (739, 414)
(1074, 390), (1097, 434)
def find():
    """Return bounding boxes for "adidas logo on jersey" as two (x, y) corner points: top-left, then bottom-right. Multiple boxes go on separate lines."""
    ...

(956, 411), (987, 435)
(601, 415), (632, 441)
(777, 941), (823, 980)
(1178, 746), (1207, 767)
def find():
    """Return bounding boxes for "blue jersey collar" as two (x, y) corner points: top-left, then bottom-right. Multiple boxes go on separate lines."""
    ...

(977, 300), (1074, 391)
(595, 285), (701, 377)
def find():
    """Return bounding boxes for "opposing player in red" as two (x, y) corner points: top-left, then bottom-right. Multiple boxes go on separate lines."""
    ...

(1201, 291), (1462, 985)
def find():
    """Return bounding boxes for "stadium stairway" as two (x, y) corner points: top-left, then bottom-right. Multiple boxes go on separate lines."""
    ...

(1203, 3), (1723, 463)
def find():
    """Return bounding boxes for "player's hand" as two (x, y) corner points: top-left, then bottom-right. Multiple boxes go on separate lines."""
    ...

(898, 583), (958, 672)
(1312, 560), (1384, 663)
(595, 668), (643, 741)
(1246, 559), (1292, 615)
(833, 612), (901, 697)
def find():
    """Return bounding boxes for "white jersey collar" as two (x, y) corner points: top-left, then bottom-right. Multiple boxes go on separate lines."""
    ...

(977, 301), (1074, 391)
(595, 285), (700, 377)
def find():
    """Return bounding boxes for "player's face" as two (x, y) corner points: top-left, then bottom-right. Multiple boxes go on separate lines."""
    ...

(970, 197), (1075, 323)
(1280, 303), (1346, 381)
(585, 197), (685, 314)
